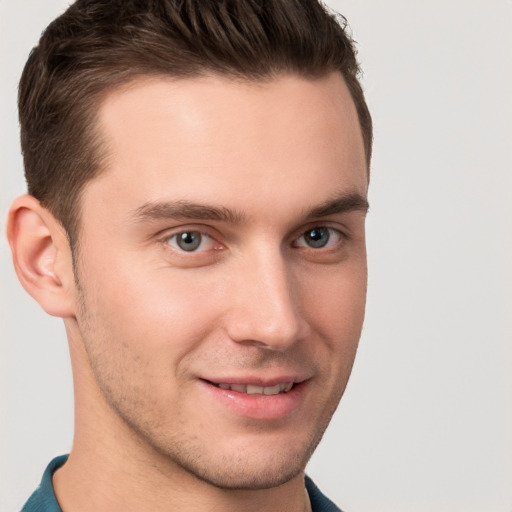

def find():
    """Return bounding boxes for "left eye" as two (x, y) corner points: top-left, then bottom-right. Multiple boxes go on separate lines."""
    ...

(166, 231), (216, 252)
(294, 227), (341, 249)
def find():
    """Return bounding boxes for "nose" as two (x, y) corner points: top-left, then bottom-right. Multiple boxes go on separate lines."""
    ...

(223, 246), (310, 351)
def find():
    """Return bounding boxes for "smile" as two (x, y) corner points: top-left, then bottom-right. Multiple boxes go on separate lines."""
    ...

(213, 382), (294, 395)
(201, 378), (309, 420)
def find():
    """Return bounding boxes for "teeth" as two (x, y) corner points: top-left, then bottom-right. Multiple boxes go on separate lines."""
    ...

(263, 384), (281, 395)
(283, 382), (293, 392)
(215, 382), (294, 395)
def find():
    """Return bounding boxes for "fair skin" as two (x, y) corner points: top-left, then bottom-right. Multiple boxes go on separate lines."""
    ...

(8, 72), (368, 512)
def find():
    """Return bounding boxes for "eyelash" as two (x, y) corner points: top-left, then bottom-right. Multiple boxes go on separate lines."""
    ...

(162, 225), (346, 255)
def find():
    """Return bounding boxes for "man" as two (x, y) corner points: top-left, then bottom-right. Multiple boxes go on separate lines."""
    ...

(7, 0), (372, 510)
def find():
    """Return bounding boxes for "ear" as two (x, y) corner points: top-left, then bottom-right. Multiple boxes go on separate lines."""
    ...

(7, 194), (76, 318)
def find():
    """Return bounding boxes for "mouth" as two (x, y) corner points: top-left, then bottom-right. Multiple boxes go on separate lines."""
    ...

(211, 382), (294, 395)
(200, 377), (308, 420)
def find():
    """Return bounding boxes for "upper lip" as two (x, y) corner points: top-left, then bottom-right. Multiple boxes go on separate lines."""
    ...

(201, 374), (312, 387)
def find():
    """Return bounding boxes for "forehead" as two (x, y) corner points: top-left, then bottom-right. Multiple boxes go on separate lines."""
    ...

(84, 73), (367, 224)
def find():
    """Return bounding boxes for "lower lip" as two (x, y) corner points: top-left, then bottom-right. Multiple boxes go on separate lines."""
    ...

(200, 380), (308, 421)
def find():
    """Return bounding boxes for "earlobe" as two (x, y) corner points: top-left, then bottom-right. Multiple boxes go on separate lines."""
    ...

(7, 194), (76, 318)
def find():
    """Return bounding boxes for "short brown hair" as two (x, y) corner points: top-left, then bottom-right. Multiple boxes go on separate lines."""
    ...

(19, 0), (373, 243)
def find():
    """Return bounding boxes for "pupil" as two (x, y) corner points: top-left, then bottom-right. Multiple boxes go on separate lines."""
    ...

(306, 228), (329, 248)
(177, 232), (201, 251)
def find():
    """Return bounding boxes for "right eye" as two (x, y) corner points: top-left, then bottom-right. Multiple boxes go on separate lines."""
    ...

(165, 231), (217, 252)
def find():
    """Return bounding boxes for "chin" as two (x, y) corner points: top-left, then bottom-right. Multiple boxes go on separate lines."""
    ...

(156, 428), (323, 491)
(178, 451), (307, 490)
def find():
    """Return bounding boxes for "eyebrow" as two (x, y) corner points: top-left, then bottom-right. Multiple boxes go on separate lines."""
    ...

(131, 200), (246, 224)
(304, 192), (369, 219)
(131, 192), (368, 225)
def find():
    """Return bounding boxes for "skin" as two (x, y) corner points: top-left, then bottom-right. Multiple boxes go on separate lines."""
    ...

(8, 72), (368, 512)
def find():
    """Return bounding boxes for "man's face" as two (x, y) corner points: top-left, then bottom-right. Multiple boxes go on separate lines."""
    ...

(69, 73), (368, 489)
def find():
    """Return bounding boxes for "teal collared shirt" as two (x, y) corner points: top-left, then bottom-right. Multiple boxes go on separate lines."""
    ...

(21, 455), (342, 512)
(21, 455), (68, 512)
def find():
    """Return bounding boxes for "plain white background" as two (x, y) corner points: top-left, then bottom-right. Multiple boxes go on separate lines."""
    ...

(1, 1), (511, 511)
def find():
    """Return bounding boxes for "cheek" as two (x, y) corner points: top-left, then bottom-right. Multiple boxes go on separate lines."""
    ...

(74, 252), (228, 411)
(301, 259), (367, 343)
(298, 258), (367, 397)
(77, 249), (225, 377)
(75, 260), (227, 430)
